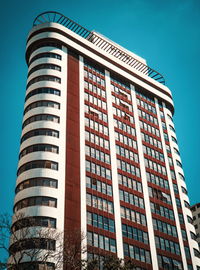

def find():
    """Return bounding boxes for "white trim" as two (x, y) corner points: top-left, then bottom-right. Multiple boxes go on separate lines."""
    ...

(131, 85), (159, 270)
(105, 70), (124, 259)
(79, 56), (87, 262)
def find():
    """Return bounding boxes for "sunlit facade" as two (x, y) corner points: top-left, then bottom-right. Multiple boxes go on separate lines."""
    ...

(10, 11), (200, 270)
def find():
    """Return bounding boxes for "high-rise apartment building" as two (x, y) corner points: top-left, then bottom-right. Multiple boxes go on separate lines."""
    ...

(191, 204), (200, 249)
(10, 11), (200, 270)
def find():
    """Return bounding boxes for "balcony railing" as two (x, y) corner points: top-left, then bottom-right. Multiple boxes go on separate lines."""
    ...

(33, 11), (165, 85)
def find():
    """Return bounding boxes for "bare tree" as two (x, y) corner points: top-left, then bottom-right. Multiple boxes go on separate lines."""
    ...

(0, 213), (137, 270)
(0, 213), (65, 270)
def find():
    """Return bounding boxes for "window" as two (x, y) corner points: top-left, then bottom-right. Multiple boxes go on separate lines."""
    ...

(176, 198), (181, 208)
(21, 128), (59, 143)
(179, 173), (185, 181)
(122, 224), (148, 244)
(25, 87), (60, 101)
(12, 216), (56, 231)
(151, 202), (175, 221)
(111, 82), (131, 101)
(86, 193), (114, 214)
(116, 145), (139, 163)
(28, 63), (61, 77)
(181, 229), (187, 241)
(184, 200), (190, 209)
(85, 99), (107, 116)
(115, 132), (137, 149)
(15, 177), (58, 193)
(194, 248), (200, 258)
(85, 131), (109, 150)
(176, 160), (182, 168)
(27, 75), (61, 89)
(157, 255), (182, 270)
(87, 212), (115, 232)
(140, 121), (160, 137)
(143, 145), (164, 162)
(153, 218), (177, 237)
(14, 196), (57, 212)
(171, 136), (178, 144)
(190, 231), (196, 240)
(184, 246), (191, 259)
(112, 95), (132, 112)
(119, 189), (144, 209)
(85, 145), (110, 164)
(123, 243), (151, 264)
(117, 159), (140, 178)
(136, 98), (156, 114)
(141, 132), (162, 149)
(148, 187), (172, 205)
(118, 174), (142, 193)
(155, 236), (180, 255)
(146, 172), (169, 189)
(84, 80), (106, 98)
(179, 213), (185, 224)
(87, 231), (116, 253)
(85, 160), (111, 180)
(19, 144), (59, 159)
(114, 119), (136, 136)
(167, 114), (173, 122)
(181, 186), (188, 194)
(17, 160), (58, 176)
(113, 106), (134, 124)
(138, 109), (158, 125)
(174, 148), (180, 156)
(170, 170), (176, 180)
(173, 184), (179, 194)
(169, 125), (175, 133)
(10, 238), (56, 253)
(85, 117), (109, 136)
(144, 158), (166, 175)
(22, 114), (59, 129)
(29, 52), (62, 65)
(24, 100), (60, 114)
(120, 206), (146, 226)
(86, 176), (112, 196)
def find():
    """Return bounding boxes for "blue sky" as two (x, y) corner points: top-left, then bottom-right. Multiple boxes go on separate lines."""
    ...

(0, 0), (199, 216)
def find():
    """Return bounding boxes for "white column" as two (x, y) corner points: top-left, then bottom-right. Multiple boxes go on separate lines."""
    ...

(130, 85), (159, 270)
(79, 56), (87, 262)
(105, 70), (124, 259)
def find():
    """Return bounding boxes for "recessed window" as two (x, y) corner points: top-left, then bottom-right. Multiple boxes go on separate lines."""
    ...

(14, 196), (57, 212)
(25, 87), (60, 102)
(27, 75), (61, 89)
(17, 160), (58, 176)
(15, 177), (58, 193)
(28, 63), (61, 77)
(19, 144), (59, 159)
(21, 128), (59, 143)
(22, 114), (60, 129)
(29, 52), (62, 66)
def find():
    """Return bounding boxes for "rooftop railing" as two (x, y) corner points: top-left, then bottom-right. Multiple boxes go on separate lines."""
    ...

(33, 11), (165, 85)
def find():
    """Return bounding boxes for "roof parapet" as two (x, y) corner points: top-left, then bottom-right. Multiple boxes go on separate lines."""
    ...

(33, 11), (165, 85)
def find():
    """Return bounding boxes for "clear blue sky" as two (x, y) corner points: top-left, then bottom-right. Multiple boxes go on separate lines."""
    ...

(0, 0), (199, 215)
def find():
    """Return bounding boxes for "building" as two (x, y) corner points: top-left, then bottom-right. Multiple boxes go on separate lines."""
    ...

(10, 11), (200, 270)
(191, 204), (200, 248)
